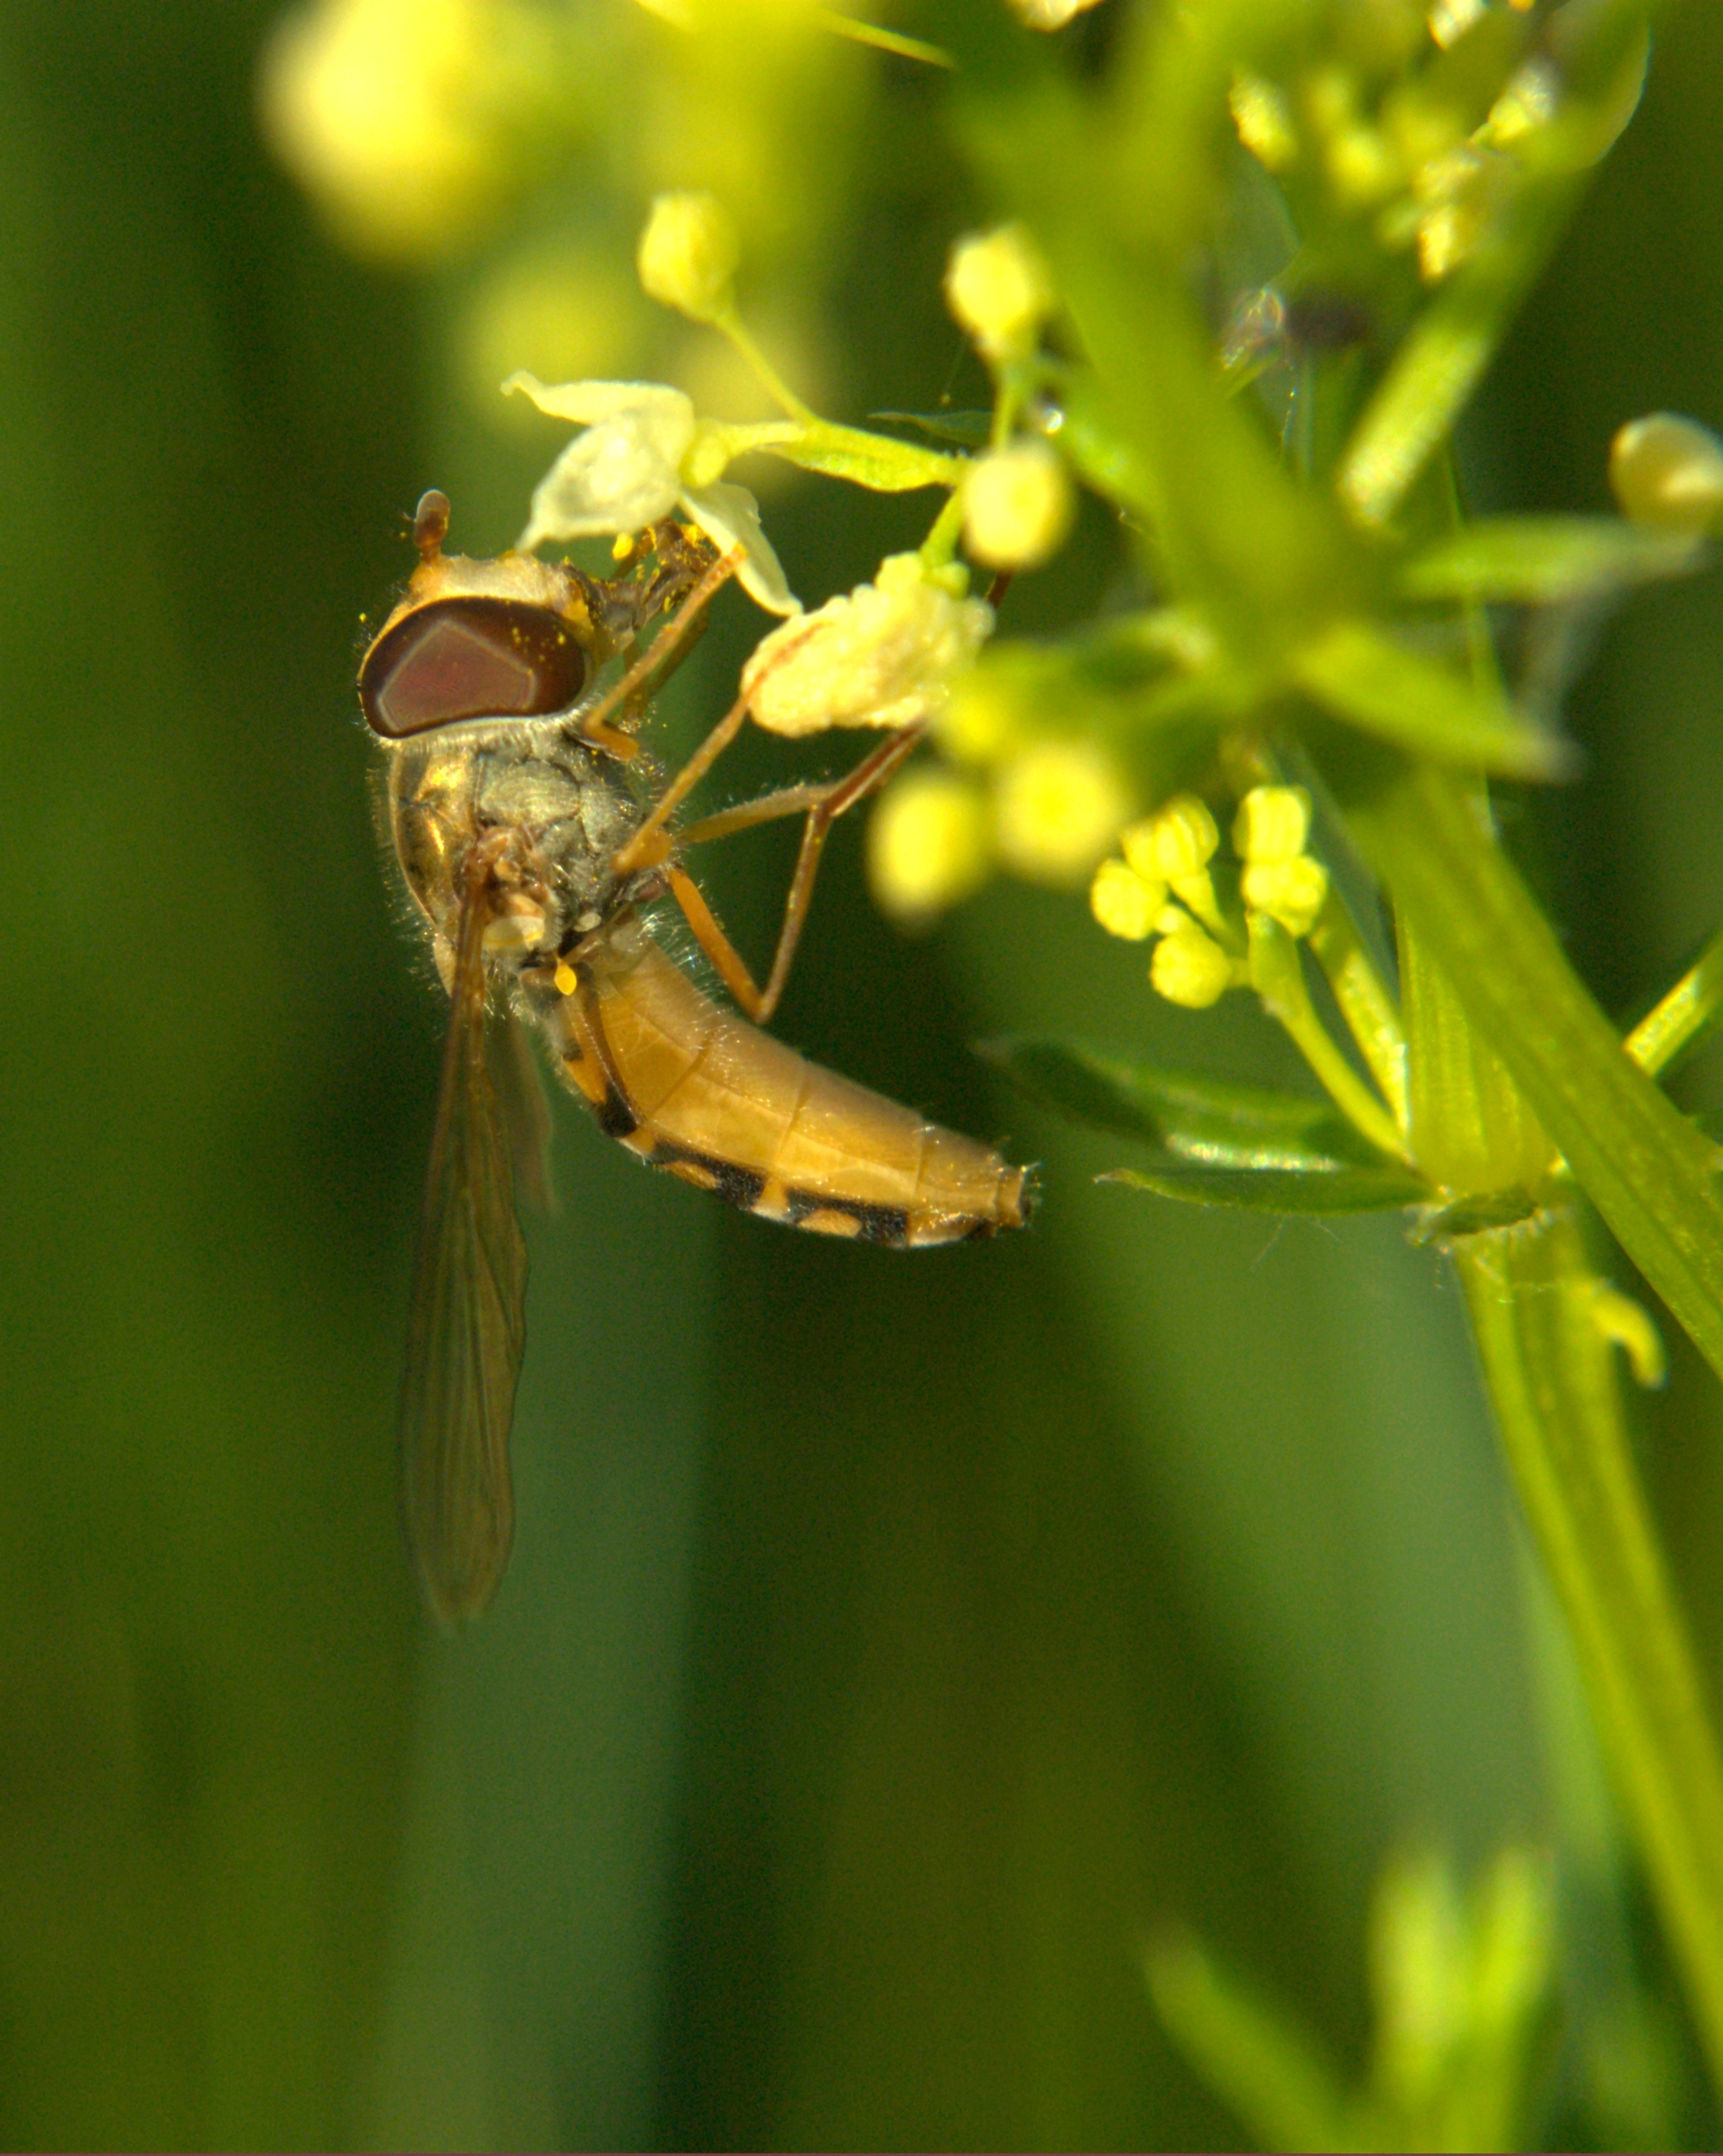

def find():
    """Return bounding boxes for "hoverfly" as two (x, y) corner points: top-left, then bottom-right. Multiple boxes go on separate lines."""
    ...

(359, 491), (1032, 1624)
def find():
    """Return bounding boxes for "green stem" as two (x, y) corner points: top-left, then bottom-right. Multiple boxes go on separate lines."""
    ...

(1249, 914), (1408, 1163)
(1626, 922), (1723, 1078)
(712, 308), (819, 425)
(1307, 892), (1409, 1131)
(1339, 756), (1723, 1388)
(1452, 1204), (1723, 2093)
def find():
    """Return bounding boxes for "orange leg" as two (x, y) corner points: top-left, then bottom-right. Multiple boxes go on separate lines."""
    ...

(610, 605), (840, 877)
(662, 722), (927, 1025)
(575, 542), (741, 761)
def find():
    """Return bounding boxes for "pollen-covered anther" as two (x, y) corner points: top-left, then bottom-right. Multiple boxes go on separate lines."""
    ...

(637, 190), (740, 325)
(962, 441), (1075, 571)
(1089, 857), (1164, 941)
(867, 769), (992, 924)
(743, 554), (992, 737)
(1241, 856), (1329, 939)
(1151, 924), (1234, 1010)
(944, 225), (1055, 367)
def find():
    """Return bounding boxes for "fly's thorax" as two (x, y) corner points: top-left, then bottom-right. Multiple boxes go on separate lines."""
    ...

(382, 717), (655, 971)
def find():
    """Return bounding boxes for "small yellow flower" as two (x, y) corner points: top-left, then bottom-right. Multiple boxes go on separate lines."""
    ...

(994, 739), (1131, 884)
(962, 442), (1075, 571)
(1241, 856), (1329, 938)
(637, 191), (740, 325)
(1122, 795), (1218, 884)
(1609, 413), (1723, 535)
(743, 554), (992, 736)
(867, 770), (992, 924)
(1233, 785), (1311, 866)
(945, 225), (1055, 367)
(1089, 858), (1164, 941)
(1152, 924), (1234, 1009)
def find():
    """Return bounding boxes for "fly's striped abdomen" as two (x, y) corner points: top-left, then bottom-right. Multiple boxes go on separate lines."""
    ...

(549, 937), (1031, 1245)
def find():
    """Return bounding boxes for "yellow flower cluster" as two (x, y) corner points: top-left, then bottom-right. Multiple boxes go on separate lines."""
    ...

(1088, 787), (1330, 1009)
(868, 736), (1132, 926)
(1227, 5), (1640, 288)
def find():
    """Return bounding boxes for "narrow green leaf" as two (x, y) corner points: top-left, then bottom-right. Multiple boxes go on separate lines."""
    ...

(1105, 1162), (1429, 1214)
(869, 409), (994, 449)
(1400, 517), (1703, 605)
(986, 1039), (1429, 1213)
(983, 1037), (1397, 1168)
(1147, 1932), (1355, 2156)
(761, 426), (958, 492)
(1291, 618), (1577, 781)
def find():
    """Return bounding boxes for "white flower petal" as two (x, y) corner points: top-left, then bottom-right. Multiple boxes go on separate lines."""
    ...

(503, 372), (696, 440)
(517, 419), (683, 548)
(678, 479), (800, 615)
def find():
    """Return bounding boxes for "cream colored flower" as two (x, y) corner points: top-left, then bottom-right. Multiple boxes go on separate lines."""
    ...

(743, 554), (992, 736)
(504, 373), (798, 613)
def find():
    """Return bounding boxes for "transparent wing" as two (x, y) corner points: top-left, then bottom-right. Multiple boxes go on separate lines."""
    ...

(399, 867), (528, 1624)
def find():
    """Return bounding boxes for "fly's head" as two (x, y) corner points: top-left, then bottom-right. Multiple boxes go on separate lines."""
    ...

(358, 491), (709, 992)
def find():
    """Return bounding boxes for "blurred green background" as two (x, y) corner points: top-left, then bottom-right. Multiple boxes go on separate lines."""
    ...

(2, 0), (1720, 2147)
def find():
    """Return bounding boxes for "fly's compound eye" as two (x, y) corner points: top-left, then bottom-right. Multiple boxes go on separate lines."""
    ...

(358, 597), (591, 739)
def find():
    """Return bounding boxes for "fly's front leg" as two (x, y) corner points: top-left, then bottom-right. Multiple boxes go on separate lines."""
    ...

(575, 536), (739, 762)
(662, 722), (928, 1026)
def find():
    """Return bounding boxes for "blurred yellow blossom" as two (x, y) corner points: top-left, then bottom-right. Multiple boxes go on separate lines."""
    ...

(994, 739), (1131, 883)
(945, 225), (1055, 366)
(867, 769), (993, 924)
(259, 0), (537, 258)
(1609, 412), (1723, 536)
(637, 190), (740, 324)
(962, 441), (1075, 570)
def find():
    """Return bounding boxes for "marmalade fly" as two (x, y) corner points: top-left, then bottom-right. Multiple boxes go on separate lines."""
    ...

(359, 490), (1033, 1624)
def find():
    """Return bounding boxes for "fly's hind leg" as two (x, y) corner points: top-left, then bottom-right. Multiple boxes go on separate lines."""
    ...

(660, 721), (928, 1025)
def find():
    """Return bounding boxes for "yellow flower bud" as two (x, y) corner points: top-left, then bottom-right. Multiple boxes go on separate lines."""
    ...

(945, 225), (1054, 366)
(962, 442), (1075, 571)
(1233, 785), (1311, 865)
(1609, 413), (1723, 535)
(1241, 856), (1329, 938)
(637, 191), (740, 325)
(1089, 858), (1164, 941)
(1152, 925), (1234, 1009)
(867, 770), (992, 924)
(1121, 795), (1218, 884)
(994, 739), (1131, 885)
